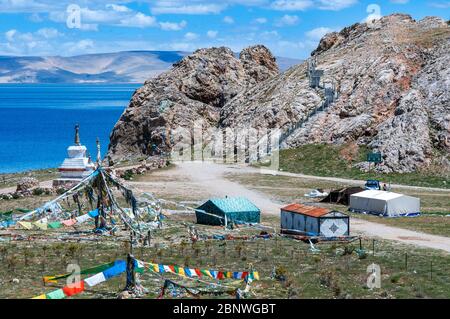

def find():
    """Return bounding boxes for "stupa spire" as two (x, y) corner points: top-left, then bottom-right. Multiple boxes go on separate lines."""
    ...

(74, 124), (81, 146)
(96, 137), (101, 165)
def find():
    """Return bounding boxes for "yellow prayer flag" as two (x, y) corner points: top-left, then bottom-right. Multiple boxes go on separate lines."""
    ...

(32, 294), (47, 299)
(34, 221), (48, 230)
(17, 221), (33, 230)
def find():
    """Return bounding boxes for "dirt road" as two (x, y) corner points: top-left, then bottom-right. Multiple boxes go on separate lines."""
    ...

(259, 168), (450, 192)
(131, 161), (450, 253)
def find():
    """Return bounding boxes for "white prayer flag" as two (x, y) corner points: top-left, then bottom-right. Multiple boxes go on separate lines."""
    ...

(84, 272), (106, 287)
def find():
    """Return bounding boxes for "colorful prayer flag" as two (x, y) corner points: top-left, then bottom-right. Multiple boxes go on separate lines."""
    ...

(84, 272), (106, 287)
(17, 221), (33, 230)
(62, 281), (85, 297)
(88, 209), (99, 218)
(46, 289), (66, 300)
(62, 219), (76, 227)
(75, 214), (91, 224)
(48, 221), (62, 229)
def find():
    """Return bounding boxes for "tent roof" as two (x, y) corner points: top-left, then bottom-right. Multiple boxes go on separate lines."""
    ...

(281, 203), (330, 218)
(208, 197), (260, 213)
(351, 190), (404, 201)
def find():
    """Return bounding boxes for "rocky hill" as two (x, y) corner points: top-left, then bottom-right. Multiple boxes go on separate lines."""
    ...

(107, 14), (450, 174)
(107, 45), (278, 163)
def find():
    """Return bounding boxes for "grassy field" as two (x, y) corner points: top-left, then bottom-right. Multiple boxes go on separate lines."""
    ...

(1, 215), (450, 299)
(270, 144), (450, 189)
(227, 173), (450, 238)
(1, 161), (449, 299)
(0, 168), (58, 188)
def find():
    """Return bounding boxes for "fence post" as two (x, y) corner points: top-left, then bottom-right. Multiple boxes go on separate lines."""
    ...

(430, 261), (433, 281)
(124, 253), (136, 292)
(372, 239), (375, 256)
(405, 253), (408, 271)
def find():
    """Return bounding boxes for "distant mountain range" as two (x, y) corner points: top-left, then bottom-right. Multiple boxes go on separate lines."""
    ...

(0, 51), (301, 84)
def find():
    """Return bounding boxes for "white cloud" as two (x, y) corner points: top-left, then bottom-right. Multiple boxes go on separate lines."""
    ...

(47, 5), (159, 29)
(36, 27), (62, 39)
(5, 29), (17, 42)
(429, 1), (450, 8)
(2, 28), (60, 55)
(184, 32), (199, 40)
(79, 24), (99, 31)
(275, 14), (300, 26)
(260, 30), (280, 39)
(159, 20), (187, 31)
(151, 3), (225, 15)
(270, 0), (357, 11)
(63, 39), (95, 54)
(223, 16), (235, 24)
(390, 0), (409, 3)
(305, 26), (335, 40)
(105, 4), (132, 12)
(316, 0), (358, 11)
(254, 17), (268, 24)
(207, 30), (218, 38)
(29, 12), (43, 22)
(271, 0), (314, 11)
(118, 13), (158, 28)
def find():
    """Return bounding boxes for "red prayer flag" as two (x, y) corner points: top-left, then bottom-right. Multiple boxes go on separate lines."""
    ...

(62, 280), (85, 296)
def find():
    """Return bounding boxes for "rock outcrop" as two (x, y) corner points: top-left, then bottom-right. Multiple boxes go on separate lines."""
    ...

(107, 14), (450, 174)
(107, 45), (278, 164)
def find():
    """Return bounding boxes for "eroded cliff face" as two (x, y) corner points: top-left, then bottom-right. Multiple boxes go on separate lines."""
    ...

(107, 45), (278, 164)
(108, 14), (449, 174)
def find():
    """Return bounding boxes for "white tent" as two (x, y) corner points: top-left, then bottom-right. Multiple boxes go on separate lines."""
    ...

(349, 190), (420, 217)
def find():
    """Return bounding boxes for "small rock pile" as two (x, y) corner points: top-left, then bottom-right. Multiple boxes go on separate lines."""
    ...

(0, 177), (55, 201)
(112, 157), (168, 180)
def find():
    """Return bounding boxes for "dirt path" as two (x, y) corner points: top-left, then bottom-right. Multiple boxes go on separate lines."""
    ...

(258, 168), (450, 192)
(132, 162), (450, 253)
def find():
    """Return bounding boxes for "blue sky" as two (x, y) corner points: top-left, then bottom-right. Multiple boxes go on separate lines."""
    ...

(0, 0), (449, 59)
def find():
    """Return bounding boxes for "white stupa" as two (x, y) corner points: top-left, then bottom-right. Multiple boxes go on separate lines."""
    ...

(53, 125), (96, 187)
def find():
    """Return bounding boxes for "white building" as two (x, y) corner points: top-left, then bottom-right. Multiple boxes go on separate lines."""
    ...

(349, 190), (421, 217)
(53, 125), (95, 187)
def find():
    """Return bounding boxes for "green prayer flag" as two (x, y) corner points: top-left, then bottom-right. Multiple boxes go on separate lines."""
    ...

(48, 222), (62, 229)
(135, 267), (144, 274)
(15, 208), (32, 213)
(46, 289), (66, 299)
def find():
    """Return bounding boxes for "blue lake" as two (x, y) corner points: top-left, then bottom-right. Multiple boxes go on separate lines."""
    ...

(0, 84), (140, 173)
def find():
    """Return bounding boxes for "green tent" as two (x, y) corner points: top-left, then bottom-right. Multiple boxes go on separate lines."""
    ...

(195, 197), (260, 226)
